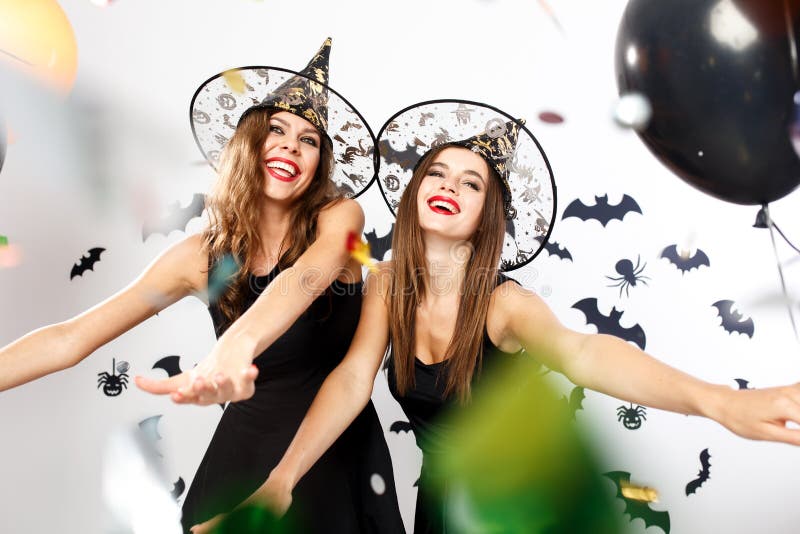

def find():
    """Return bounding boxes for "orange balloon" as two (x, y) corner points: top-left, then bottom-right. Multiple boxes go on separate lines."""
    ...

(0, 0), (78, 94)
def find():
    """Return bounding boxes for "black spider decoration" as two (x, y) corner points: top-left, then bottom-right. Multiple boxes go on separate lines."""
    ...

(606, 256), (650, 297)
(617, 403), (647, 430)
(98, 358), (129, 397)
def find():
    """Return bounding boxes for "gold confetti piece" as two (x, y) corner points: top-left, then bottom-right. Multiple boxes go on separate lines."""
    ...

(347, 232), (378, 273)
(621, 479), (659, 502)
(222, 69), (245, 94)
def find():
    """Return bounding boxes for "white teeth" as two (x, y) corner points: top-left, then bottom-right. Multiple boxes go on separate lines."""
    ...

(429, 200), (459, 214)
(266, 161), (298, 176)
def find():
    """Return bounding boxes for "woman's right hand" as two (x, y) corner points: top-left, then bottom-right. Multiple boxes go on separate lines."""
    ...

(250, 470), (294, 517)
(188, 473), (292, 534)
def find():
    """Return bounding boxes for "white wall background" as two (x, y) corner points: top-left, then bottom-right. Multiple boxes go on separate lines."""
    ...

(2, 0), (800, 532)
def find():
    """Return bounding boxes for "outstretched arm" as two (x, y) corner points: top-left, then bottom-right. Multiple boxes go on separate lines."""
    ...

(189, 266), (392, 533)
(136, 198), (365, 404)
(0, 234), (207, 392)
(496, 282), (800, 445)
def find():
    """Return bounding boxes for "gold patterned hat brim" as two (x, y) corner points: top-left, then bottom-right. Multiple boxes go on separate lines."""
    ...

(376, 99), (557, 271)
(190, 66), (376, 199)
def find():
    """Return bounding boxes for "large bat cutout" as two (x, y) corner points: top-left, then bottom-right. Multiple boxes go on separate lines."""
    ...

(660, 244), (710, 274)
(364, 224), (394, 261)
(562, 194), (642, 226)
(152, 355), (183, 378)
(70, 247), (105, 280)
(605, 471), (670, 533)
(712, 300), (754, 338)
(534, 235), (572, 262)
(142, 193), (206, 240)
(572, 298), (646, 349)
(685, 448), (712, 496)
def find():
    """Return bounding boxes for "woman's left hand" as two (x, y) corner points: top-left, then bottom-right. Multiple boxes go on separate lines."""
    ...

(135, 335), (259, 405)
(712, 383), (800, 445)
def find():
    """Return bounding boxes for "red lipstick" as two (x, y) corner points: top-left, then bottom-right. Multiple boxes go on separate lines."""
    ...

(427, 195), (461, 215)
(265, 157), (301, 182)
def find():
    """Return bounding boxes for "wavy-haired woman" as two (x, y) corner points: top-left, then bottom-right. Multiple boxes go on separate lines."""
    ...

(0, 40), (405, 533)
(188, 101), (800, 534)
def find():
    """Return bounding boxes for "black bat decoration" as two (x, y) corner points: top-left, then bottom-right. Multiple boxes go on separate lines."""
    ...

(389, 420), (413, 434)
(379, 139), (422, 170)
(364, 224), (394, 261)
(534, 235), (572, 261)
(142, 193), (206, 240)
(685, 448), (712, 496)
(152, 355), (183, 378)
(660, 245), (710, 274)
(560, 386), (585, 420)
(712, 300), (754, 338)
(734, 378), (753, 390)
(572, 298), (646, 349)
(70, 247), (105, 280)
(562, 194), (642, 226)
(171, 477), (186, 500)
(604, 471), (670, 533)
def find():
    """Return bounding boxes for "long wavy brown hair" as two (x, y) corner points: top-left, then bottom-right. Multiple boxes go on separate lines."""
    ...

(389, 144), (506, 403)
(201, 107), (339, 333)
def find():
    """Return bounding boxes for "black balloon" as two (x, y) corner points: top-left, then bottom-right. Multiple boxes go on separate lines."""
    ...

(616, 0), (800, 205)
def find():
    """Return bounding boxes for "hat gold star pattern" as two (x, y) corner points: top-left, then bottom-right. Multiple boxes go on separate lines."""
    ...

(190, 39), (376, 198)
(449, 118), (524, 213)
(246, 38), (331, 131)
(377, 100), (557, 271)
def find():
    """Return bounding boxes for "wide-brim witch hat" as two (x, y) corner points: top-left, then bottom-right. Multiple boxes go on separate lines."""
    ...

(377, 99), (557, 271)
(190, 38), (376, 198)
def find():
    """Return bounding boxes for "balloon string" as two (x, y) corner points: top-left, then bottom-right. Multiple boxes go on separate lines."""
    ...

(772, 222), (800, 255)
(764, 205), (800, 342)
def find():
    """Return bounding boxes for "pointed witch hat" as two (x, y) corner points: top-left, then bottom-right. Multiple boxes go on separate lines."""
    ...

(377, 99), (557, 271)
(190, 38), (375, 198)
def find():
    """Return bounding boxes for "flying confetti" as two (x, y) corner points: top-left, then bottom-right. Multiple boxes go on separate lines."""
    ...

(346, 232), (378, 273)
(222, 69), (246, 94)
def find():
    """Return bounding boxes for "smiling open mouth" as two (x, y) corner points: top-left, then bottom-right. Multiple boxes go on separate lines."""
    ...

(427, 196), (460, 215)
(266, 159), (300, 181)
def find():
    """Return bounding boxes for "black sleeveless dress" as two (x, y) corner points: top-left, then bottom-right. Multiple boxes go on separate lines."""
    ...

(386, 275), (522, 534)
(181, 261), (406, 533)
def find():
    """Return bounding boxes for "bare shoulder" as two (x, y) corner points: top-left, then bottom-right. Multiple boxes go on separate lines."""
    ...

(491, 279), (548, 311)
(489, 280), (559, 347)
(150, 233), (208, 294)
(318, 198), (365, 228)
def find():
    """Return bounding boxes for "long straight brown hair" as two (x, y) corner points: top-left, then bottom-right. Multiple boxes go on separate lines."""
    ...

(389, 144), (506, 403)
(201, 107), (339, 332)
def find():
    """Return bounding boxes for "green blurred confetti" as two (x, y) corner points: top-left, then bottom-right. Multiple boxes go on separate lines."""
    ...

(431, 355), (622, 533)
(211, 504), (296, 534)
(208, 254), (239, 304)
(0, 235), (7, 247)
